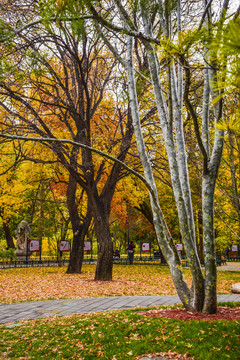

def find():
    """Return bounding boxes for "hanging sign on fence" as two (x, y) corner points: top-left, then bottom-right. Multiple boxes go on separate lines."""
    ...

(29, 240), (40, 252)
(60, 241), (70, 252)
(232, 245), (238, 252)
(142, 242), (150, 252)
(176, 243), (183, 251)
(84, 241), (91, 251)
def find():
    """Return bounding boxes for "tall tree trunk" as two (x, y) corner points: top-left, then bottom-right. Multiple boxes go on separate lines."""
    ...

(66, 175), (92, 274)
(90, 104), (133, 281)
(198, 210), (204, 262)
(85, 0), (229, 313)
(3, 220), (15, 249)
(201, 0), (229, 313)
(228, 130), (240, 222)
(67, 219), (91, 273)
(202, 101), (224, 312)
(202, 174), (217, 313)
(126, 35), (195, 311)
(92, 195), (113, 281)
(140, 9), (204, 311)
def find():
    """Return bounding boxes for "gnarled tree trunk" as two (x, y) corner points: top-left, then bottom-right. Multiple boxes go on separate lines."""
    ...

(89, 192), (113, 281)
(66, 175), (92, 274)
(3, 220), (15, 249)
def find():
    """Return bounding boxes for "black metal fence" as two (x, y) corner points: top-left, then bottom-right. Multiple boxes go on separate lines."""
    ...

(0, 254), (238, 269)
(0, 255), (162, 269)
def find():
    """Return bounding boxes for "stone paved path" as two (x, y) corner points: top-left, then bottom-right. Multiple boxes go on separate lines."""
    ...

(217, 261), (240, 271)
(0, 262), (239, 325)
(1, 294), (240, 324)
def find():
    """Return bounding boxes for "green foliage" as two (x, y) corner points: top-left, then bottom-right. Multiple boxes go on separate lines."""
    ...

(39, 0), (86, 39)
(0, 55), (17, 81)
(217, 112), (240, 134)
(0, 18), (14, 43)
(164, 0), (178, 16)
(211, 18), (240, 137)
(215, 236), (231, 253)
(156, 26), (205, 63)
(211, 17), (240, 91)
(70, 17), (86, 40)
(218, 18), (240, 56)
(0, 248), (16, 259)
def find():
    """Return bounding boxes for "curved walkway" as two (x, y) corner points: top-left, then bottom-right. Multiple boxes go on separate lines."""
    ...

(1, 294), (240, 324)
(1, 262), (239, 325)
(217, 261), (240, 271)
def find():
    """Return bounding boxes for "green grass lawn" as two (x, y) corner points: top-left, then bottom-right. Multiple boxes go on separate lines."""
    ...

(1, 306), (240, 360)
(1, 265), (240, 359)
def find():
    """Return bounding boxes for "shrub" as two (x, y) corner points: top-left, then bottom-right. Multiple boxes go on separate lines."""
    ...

(0, 248), (17, 259)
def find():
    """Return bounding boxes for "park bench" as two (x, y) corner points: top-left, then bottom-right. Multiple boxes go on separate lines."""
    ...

(221, 256), (227, 265)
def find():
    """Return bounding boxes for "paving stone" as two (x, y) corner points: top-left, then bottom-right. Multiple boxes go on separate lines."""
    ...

(0, 294), (239, 324)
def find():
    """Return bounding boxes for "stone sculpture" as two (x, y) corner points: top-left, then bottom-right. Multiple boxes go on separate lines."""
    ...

(15, 220), (31, 258)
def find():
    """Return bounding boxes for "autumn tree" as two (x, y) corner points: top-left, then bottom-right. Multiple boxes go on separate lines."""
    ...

(0, 0), (135, 279)
(0, 141), (23, 249)
(0, 137), (72, 253)
(77, 0), (238, 313)
(1, 0), (239, 311)
(213, 17), (240, 248)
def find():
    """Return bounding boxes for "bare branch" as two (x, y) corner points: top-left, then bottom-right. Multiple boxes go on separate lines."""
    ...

(0, 133), (155, 197)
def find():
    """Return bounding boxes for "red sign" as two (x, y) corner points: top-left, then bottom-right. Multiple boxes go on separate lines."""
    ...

(142, 243), (150, 252)
(84, 241), (91, 251)
(232, 245), (238, 252)
(176, 243), (183, 251)
(29, 240), (40, 252)
(60, 241), (70, 252)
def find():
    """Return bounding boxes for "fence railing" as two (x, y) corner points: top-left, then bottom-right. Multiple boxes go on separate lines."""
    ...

(0, 254), (162, 269)
(0, 254), (238, 269)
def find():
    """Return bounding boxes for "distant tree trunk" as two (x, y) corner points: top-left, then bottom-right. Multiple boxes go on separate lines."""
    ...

(94, 224), (113, 281)
(3, 220), (15, 249)
(91, 194), (113, 281)
(135, 201), (153, 225)
(91, 108), (133, 281)
(135, 201), (165, 261)
(67, 218), (91, 273)
(66, 175), (92, 274)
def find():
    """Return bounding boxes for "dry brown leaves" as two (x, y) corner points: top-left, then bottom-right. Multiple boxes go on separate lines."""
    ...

(0, 265), (176, 303)
(136, 350), (195, 359)
(0, 265), (239, 304)
(139, 306), (240, 321)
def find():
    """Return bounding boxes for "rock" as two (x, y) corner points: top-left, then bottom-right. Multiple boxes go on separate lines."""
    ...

(15, 249), (31, 257)
(231, 283), (240, 294)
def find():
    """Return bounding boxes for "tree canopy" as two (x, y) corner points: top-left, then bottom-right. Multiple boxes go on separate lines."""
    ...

(0, 0), (239, 314)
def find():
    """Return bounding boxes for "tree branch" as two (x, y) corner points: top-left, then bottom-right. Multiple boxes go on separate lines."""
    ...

(215, 210), (240, 241)
(0, 133), (157, 200)
(182, 57), (209, 175)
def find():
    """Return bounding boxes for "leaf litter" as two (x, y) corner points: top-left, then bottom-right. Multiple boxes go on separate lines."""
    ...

(0, 265), (239, 304)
